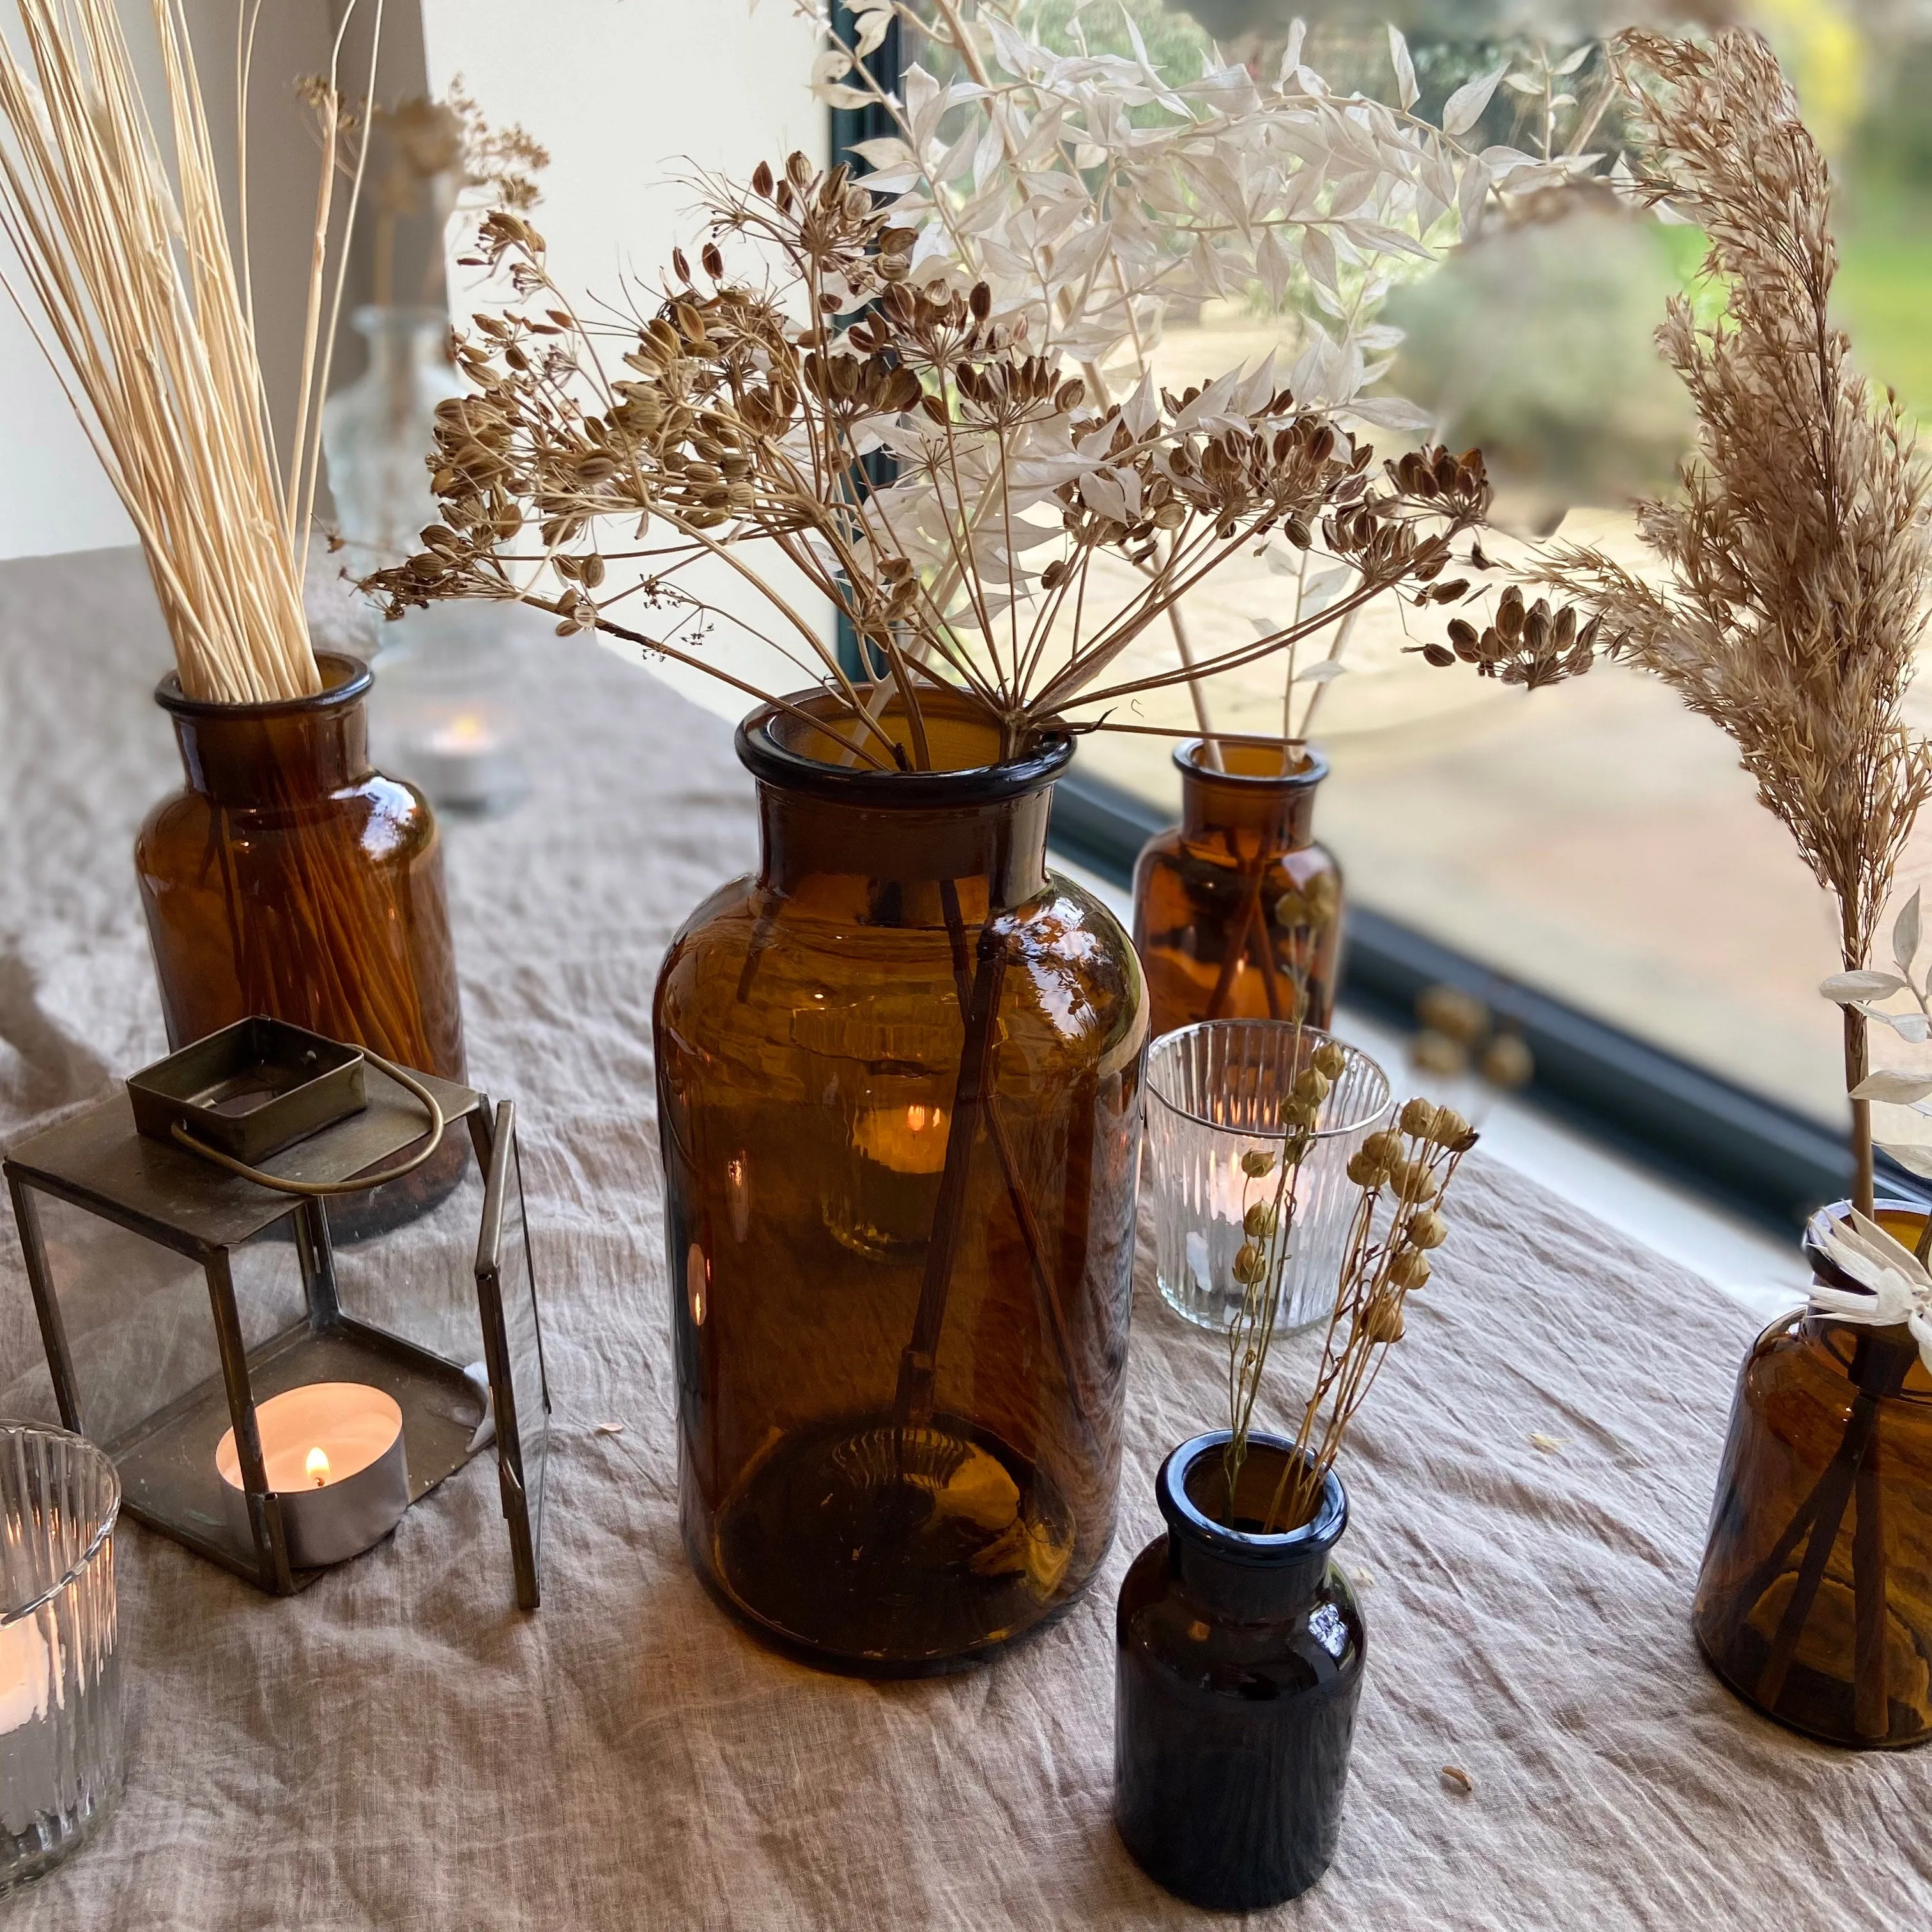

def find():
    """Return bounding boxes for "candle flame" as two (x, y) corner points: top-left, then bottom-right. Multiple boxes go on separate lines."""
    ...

(305, 1446), (331, 1488)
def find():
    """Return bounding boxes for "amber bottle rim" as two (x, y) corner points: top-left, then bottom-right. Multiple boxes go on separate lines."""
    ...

(737, 686), (1074, 807)
(1157, 1430), (1347, 1567)
(1172, 738), (1330, 790)
(154, 651), (371, 720)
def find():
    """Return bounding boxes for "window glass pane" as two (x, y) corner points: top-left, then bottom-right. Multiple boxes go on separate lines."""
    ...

(877, 2), (1932, 1131)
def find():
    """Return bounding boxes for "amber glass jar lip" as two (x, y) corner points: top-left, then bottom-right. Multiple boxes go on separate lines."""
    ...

(737, 687), (1074, 806)
(1173, 738), (1329, 788)
(1802, 1197), (1926, 1295)
(1158, 1430), (1346, 1564)
(154, 652), (371, 720)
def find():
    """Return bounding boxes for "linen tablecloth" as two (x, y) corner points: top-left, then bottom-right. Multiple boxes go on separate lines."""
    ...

(1, 546), (1927, 1931)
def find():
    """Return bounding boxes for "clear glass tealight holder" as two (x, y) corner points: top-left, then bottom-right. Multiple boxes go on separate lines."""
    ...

(1147, 1021), (1391, 1334)
(1, 1424), (122, 1894)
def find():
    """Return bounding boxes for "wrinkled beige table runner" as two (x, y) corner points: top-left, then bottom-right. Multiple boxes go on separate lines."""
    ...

(1, 548), (1926, 1931)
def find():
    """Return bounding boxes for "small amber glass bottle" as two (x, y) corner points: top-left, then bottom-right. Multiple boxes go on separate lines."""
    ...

(1131, 740), (1342, 1039)
(1693, 1201), (1932, 1749)
(135, 653), (464, 1080)
(654, 689), (1149, 1674)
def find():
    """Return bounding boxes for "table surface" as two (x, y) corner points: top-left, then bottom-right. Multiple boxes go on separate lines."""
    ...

(1, 546), (1927, 1931)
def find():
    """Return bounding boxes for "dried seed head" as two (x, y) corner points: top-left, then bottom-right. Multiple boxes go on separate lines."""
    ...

(1480, 1032), (1533, 1089)
(1312, 1039), (1347, 1081)
(1364, 1298), (1406, 1342)
(1241, 1149), (1276, 1179)
(1232, 1241), (1269, 1286)
(1411, 1030), (1467, 1077)
(1294, 1066), (1331, 1105)
(1388, 1248), (1431, 1291)
(1404, 1209), (1449, 1251)
(1346, 1149), (1392, 1188)
(1399, 1097), (1438, 1137)
(1427, 1104), (1472, 1148)
(1243, 1200), (1280, 1239)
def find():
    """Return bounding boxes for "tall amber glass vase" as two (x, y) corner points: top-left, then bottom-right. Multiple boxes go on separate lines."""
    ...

(135, 652), (464, 1080)
(654, 689), (1149, 1675)
(1132, 740), (1342, 1039)
(1693, 1201), (1932, 1749)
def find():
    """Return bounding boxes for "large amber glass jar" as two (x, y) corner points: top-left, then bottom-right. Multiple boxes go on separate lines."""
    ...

(1132, 740), (1342, 1039)
(1693, 1202), (1932, 1749)
(654, 691), (1149, 1675)
(135, 652), (464, 1080)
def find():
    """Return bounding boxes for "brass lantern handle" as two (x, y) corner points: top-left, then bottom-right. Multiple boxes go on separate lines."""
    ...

(170, 1050), (447, 1196)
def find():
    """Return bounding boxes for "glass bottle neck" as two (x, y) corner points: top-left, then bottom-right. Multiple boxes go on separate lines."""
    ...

(164, 661), (373, 806)
(1179, 746), (1325, 847)
(756, 785), (1052, 914)
(1167, 1524), (1330, 1622)
(1156, 1434), (1344, 1621)
(354, 306), (449, 381)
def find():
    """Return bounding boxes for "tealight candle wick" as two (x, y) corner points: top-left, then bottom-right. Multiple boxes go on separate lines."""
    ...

(306, 1446), (331, 1488)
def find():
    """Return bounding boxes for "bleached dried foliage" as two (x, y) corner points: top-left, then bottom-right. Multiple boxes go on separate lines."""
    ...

(1418, 29), (1932, 1206)
(0, 0), (387, 703)
(366, 151), (1500, 769)
(799, 1), (1606, 742)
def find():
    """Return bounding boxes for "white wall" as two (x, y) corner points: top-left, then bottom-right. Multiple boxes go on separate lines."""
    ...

(420, 0), (831, 721)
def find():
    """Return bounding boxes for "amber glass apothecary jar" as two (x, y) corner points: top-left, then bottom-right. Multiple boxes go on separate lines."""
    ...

(1693, 1200), (1932, 1749)
(135, 652), (464, 1080)
(654, 688), (1149, 1675)
(1132, 739), (1342, 1038)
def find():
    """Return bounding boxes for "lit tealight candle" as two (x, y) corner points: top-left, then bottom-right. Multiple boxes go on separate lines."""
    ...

(0, 1613), (51, 1737)
(407, 707), (524, 812)
(216, 1383), (410, 1568)
(853, 1101), (951, 1176)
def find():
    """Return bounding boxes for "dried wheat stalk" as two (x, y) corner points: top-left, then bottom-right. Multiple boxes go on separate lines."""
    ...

(1423, 30), (1932, 1212)
(0, 0), (383, 703)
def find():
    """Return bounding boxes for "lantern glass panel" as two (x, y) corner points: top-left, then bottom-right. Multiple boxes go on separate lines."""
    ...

(326, 1131), (491, 1371)
(481, 1120), (547, 1598)
(24, 1195), (305, 1446)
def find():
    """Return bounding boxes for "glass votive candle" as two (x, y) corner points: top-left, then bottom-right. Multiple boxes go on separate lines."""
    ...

(0, 1423), (122, 1895)
(369, 606), (530, 816)
(1146, 1021), (1391, 1334)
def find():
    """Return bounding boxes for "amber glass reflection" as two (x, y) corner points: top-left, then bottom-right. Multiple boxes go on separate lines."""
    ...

(654, 690), (1148, 1674)
(1132, 740), (1342, 1038)
(135, 654), (464, 1080)
(1694, 1202), (1932, 1749)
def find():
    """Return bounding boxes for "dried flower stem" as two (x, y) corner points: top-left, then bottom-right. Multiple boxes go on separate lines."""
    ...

(1268, 1102), (1476, 1530)
(1416, 31), (1932, 1210)
(368, 161), (1491, 763)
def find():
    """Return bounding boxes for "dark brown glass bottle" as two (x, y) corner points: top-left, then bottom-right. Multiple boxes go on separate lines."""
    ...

(1131, 740), (1342, 1039)
(135, 652), (464, 1080)
(1693, 1201), (1932, 1749)
(654, 689), (1148, 1674)
(1116, 1431), (1365, 1908)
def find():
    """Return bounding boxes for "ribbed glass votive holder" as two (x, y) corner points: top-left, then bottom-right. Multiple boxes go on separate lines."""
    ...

(1147, 1022), (1391, 1334)
(1, 1423), (122, 1894)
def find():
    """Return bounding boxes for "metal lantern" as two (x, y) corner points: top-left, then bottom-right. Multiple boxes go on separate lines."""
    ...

(3, 1020), (548, 1607)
